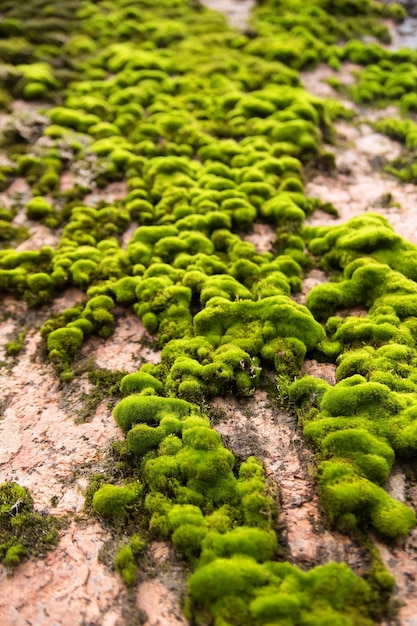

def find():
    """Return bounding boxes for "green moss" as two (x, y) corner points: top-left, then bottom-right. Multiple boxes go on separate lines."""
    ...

(127, 423), (165, 457)
(120, 372), (164, 396)
(316, 456), (416, 537)
(114, 545), (137, 587)
(113, 395), (192, 433)
(322, 429), (394, 484)
(92, 483), (142, 517)
(188, 556), (375, 625)
(1, 0), (412, 619)
(172, 524), (207, 560)
(202, 527), (277, 563)
(26, 197), (54, 220)
(188, 556), (269, 604)
(6, 325), (27, 356)
(0, 482), (58, 569)
(47, 326), (84, 378)
(320, 379), (399, 418)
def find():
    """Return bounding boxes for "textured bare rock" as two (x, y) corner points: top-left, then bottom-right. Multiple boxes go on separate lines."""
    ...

(243, 222), (276, 254)
(303, 65), (417, 246)
(83, 181), (128, 207)
(83, 308), (161, 372)
(306, 118), (417, 245)
(301, 62), (360, 101)
(301, 359), (337, 385)
(15, 223), (59, 251)
(136, 579), (188, 626)
(201, 0), (255, 29)
(0, 176), (30, 211)
(374, 468), (417, 626)
(0, 321), (123, 513)
(388, 16), (417, 50)
(135, 542), (189, 626)
(295, 268), (329, 305)
(0, 523), (126, 626)
(376, 528), (417, 626)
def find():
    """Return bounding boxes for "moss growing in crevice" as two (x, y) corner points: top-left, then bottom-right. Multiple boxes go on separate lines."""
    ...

(75, 366), (125, 423)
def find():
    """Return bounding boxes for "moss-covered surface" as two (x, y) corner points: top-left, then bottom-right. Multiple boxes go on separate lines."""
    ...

(2, 0), (417, 622)
(0, 482), (59, 568)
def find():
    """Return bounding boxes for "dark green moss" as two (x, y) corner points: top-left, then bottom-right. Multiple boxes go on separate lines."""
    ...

(0, 482), (59, 569)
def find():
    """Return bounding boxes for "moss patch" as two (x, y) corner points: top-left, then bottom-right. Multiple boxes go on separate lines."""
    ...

(0, 482), (59, 569)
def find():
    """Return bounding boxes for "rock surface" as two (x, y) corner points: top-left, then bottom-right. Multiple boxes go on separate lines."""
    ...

(2, 2), (417, 626)
(201, 0), (254, 28)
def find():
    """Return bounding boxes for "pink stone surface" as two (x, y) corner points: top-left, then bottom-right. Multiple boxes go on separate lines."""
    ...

(0, 523), (126, 626)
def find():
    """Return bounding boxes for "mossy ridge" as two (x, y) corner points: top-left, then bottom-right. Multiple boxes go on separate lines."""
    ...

(291, 371), (417, 537)
(96, 390), (381, 625)
(286, 214), (417, 537)
(0, 481), (60, 568)
(0, 0), (84, 107)
(349, 58), (417, 108)
(304, 213), (417, 279)
(251, 0), (406, 70)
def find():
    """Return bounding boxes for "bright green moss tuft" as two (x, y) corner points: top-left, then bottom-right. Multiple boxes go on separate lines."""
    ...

(172, 524), (207, 560)
(318, 460), (416, 537)
(26, 197), (54, 221)
(182, 427), (222, 451)
(113, 395), (192, 433)
(322, 429), (394, 484)
(320, 379), (402, 418)
(120, 372), (164, 396)
(289, 375), (332, 410)
(92, 483), (142, 517)
(188, 556), (270, 604)
(114, 545), (137, 587)
(370, 497), (417, 538)
(202, 527), (277, 563)
(127, 423), (165, 457)
(47, 326), (84, 378)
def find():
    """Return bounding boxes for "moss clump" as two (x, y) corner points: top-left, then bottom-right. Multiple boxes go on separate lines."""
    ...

(113, 395), (191, 433)
(120, 372), (164, 396)
(188, 558), (375, 626)
(114, 545), (137, 587)
(319, 460), (416, 538)
(47, 326), (84, 380)
(92, 483), (142, 517)
(26, 197), (54, 221)
(0, 482), (58, 568)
